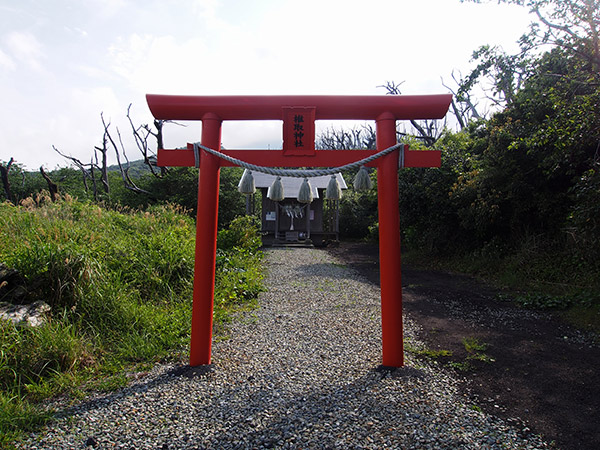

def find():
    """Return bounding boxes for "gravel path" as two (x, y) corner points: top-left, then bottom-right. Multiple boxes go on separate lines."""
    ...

(19, 248), (550, 449)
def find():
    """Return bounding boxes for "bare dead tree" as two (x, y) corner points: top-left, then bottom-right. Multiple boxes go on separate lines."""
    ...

(53, 145), (91, 191)
(441, 70), (483, 129)
(126, 103), (183, 178)
(96, 113), (111, 195)
(52, 145), (103, 201)
(378, 81), (445, 146)
(39, 166), (59, 201)
(102, 117), (154, 197)
(89, 155), (98, 202)
(54, 108), (165, 201)
(0, 158), (15, 204)
(316, 124), (376, 150)
(127, 104), (163, 177)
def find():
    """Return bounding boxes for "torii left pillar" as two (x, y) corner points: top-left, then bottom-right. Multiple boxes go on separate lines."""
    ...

(190, 114), (222, 365)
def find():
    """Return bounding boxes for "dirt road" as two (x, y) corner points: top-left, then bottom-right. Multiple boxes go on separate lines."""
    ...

(327, 242), (600, 450)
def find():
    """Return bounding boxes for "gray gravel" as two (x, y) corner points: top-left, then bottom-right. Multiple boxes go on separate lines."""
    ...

(18, 248), (550, 449)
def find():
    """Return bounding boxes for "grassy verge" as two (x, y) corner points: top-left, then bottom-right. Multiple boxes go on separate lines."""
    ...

(0, 197), (262, 447)
(403, 242), (600, 333)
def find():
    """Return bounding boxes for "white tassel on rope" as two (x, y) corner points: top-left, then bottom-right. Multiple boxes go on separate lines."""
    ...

(268, 176), (284, 201)
(237, 169), (256, 195)
(297, 178), (313, 204)
(353, 166), (373, 191)
(325, 175), (342, 200)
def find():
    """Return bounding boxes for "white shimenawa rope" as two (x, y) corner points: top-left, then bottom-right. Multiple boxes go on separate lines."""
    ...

(193, 142), (405, 177)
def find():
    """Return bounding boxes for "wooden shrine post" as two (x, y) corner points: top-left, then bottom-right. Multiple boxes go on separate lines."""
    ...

(190, 114), (221, 365)
(376, 112), (404, 367)
(146, 94), (452, 367)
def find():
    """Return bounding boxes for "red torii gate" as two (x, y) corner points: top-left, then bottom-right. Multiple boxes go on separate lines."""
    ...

(146, 94), (452, 367)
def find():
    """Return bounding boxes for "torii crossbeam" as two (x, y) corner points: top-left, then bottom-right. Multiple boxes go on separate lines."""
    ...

(146, 94), (452, 367)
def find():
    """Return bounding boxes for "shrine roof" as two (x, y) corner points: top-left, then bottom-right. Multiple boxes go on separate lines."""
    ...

(247, 171), (347, 200)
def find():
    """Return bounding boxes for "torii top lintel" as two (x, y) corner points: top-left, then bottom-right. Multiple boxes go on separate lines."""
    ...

(145, 94), (453, 121)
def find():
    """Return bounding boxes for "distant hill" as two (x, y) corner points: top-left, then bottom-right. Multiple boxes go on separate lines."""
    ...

(106, 159), (153, 178)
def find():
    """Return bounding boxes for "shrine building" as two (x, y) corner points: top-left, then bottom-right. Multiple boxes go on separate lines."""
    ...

(251, 172), (347, 246)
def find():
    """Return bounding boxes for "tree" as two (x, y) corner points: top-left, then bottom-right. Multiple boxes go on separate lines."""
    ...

(53, 145), (100, 201)
(0, 158), (15, 203)
(101, 113), (153, 197)
(457, 44), (533, 109)
(316, 124), (376, 150)
(55, 108), (160, 201)
(441, 70), (483, 129)
(127, 103), (172, 179)
(53, 115), (112, 202)
(450, 45), (600, 253)
(39, 167), (59, 201)
(463, 0), (600, 76)
(96, 114), (111, 196)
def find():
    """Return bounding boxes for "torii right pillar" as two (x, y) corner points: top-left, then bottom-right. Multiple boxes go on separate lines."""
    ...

(376, 113), (405, 367)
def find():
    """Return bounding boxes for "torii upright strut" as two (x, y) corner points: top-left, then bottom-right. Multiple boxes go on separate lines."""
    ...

(146, 94), (452, 368)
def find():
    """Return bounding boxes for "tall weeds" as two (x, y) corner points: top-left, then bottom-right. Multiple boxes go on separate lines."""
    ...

(0, 198), (262, 446)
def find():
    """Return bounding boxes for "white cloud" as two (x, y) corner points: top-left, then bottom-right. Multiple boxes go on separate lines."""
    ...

(190, 0), (221, 21)
(63, 26), (89, 38)
(88, 0), (128, 19)
(108, 34), (210, 93)
(70, 86), (123, 118)
(3, 31), (45, 72)
(73, 63), (114, 80)
(0, 48), (16, 71)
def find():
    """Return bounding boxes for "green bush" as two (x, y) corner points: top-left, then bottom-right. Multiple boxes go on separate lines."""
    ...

(214, 216), (264, 321)
(338, 170), (379, 239)
(217, 215), (262, 252)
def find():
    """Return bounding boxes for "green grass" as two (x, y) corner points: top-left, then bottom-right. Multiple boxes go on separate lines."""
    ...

(462, 337), (494, 363)
(405, 341), (453, 360)
(0, 198), (263, 447)
(462, 337), (487, 354)
(448, 361), (474, 372)
(0, 392), (52, 446)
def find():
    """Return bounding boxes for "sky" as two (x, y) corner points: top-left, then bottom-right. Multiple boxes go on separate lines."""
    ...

(0, 0), (534, 170)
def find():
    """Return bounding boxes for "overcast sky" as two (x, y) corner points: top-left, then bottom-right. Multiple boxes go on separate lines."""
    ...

(0, 0), (533, 170)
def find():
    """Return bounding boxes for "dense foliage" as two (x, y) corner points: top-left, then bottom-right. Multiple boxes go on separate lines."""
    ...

(0, 198), (262, 445)
(395, 44), (599, 298)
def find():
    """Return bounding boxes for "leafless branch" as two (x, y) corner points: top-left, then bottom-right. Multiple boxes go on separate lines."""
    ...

(39, 166), (59, 202)
(127, 104), (164, 178)
(126, 104), (184, 178)
(379, 81), (444, 146)
(53, 145), (95, 191)
(106, 122), (154, 197)
(97, 113), (111, 195)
